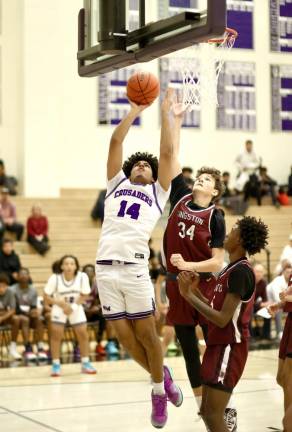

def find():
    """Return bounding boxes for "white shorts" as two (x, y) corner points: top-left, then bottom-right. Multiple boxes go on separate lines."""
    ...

(51, 304), (87, 326)
(95, 263), (155, 320)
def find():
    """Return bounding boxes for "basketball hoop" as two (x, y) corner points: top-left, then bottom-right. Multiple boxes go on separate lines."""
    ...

(179, 28), (238, 111)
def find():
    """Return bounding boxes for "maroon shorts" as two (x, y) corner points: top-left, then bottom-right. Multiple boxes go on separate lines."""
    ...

(279, 313), (292, 360)
(201, 340), (249, 393)
(165, 276), (216, 327)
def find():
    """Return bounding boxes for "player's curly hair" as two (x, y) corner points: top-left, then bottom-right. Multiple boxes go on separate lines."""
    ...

(122, 152), (158, 181)
(196, 167), (225, 200)
(238, 216), (269, 255)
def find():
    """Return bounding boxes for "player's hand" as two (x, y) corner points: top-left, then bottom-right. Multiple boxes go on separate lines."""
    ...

(62, 304), (73, 316)
(161, 87), (174, 114)
(157, 302), (169, 316)
(177, 271), (194, 299)
(170, 253), (193, 271)
(128, 100), (150, 114)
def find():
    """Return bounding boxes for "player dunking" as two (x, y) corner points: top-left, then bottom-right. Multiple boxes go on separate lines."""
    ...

(160, 104), (236, 426)
(178, 216), (269, 432)
(269, 266), (292, 431)
(95, 89), (182, 429)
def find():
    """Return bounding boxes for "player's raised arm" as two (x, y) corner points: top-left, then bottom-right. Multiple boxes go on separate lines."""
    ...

(107, 102), (149, 181)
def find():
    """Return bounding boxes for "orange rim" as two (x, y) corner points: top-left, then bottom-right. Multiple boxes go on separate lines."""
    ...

(207, 27), (238, 44)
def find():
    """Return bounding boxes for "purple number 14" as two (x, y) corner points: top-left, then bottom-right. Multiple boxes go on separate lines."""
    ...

(117, 200), (141, 220)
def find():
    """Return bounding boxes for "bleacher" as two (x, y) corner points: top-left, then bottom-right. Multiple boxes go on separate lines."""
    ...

(10, 189), (292, 294)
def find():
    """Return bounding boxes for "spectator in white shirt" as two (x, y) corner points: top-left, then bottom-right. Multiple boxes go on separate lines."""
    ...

(275, 235), (292, 275)
(234, 140), (261, 193)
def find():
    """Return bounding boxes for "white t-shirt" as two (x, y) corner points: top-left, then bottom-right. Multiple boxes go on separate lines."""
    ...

(44, 271), (90, 303)
(266, 275), (288, 303)
(96, 170), (170, 264)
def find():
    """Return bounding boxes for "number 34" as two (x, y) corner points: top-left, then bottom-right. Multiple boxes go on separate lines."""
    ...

(178, 222), (195, 240)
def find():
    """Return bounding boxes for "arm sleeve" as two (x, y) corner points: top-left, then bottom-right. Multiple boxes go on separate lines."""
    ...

(8, 289), (16, 310)
(44, 274), (57, 296)
(27, 218), (36, 236)
(228, 265), (255, 301)
(80, 273), (91, 295)
(209, 209), (226, 248)
(169, 174), (190, 213)
(106, 170), (126, 192)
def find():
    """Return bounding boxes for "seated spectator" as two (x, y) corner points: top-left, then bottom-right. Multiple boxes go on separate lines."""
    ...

(82, 264), (106, 357)
(250, 263), (271, 340)
(277, 186), (290, 206)
(10, 268), (47, 361)
(288, 166), (292, 196)
(0, 160), (18, 196)
(220, 171), (248, 215)
(266, 263), (292, 340)
(0, 239), (21, 285)
(0, 188), (24, 241)
(258, 167), (279, 207)
(234, 139), (261, 193)
(27, 205), (50, 255)
(91, 189), (106, 223)
(275, 235), (292, 275)
(44, 255), (96, 376)
(0, 272), (16, 327)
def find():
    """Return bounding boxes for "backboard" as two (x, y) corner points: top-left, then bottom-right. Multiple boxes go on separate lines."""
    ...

(78, 0), (227, 77)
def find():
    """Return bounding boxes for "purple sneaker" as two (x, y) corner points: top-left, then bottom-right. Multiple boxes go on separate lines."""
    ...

(151, 391), (168, 429)
(163, 365), (183, 407)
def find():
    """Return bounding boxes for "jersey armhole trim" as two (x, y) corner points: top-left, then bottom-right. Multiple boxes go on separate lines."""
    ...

(105, 177), (127, 200)
(152, 183), (163, 214)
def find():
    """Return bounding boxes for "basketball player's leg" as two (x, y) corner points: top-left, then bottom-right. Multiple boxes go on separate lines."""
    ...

(50, 323), (65, 359)
(283, 403), (292, 432)
(108, 318), (150, 372)
(283, 357), (292, 411)
(276, 358), (285, 388)
(202, 385), (230, 432)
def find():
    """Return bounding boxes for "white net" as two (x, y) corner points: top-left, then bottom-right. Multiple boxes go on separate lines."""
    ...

(180, 28), (238, 111)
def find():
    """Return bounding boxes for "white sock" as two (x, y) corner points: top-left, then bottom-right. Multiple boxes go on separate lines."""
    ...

(52, 359), (60, 365)
(152, 381), (165, 395)
(81, 357), (89, 363)
(195, 395), (202, 410)
(10, 341), (16, 349)
(226, 395), (235, 410)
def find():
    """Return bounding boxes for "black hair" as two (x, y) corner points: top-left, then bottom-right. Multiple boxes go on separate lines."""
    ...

(122, 152), (158, 181)
(182, 166), (193, 174)
(0, 273), (10, 285)
(59, 255), (80, 275)
(238, 216), (269, 255)
(222, 171), (230, 177)
(18, 267), (30, 274)
(52, 260), (61, 274)
(2, 239), (13, 246)
(82, 264), (95, 272)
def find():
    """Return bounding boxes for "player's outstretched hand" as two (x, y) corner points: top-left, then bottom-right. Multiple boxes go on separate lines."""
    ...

(128, 99), (151, 114)
(161, 87), (174, 114)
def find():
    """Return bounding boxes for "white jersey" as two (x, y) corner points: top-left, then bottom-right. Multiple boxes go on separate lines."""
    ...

(44, 271), (90, 303)
(96, 170), (170, 264)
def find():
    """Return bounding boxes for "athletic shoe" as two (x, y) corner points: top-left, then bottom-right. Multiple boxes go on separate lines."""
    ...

(81, 361), (97, 374)
(24, 346), (37, 361)
(224, 408), (237, 432)
(151, 391), (168, 428)
(51, 363), (61, 377)
(163, 365), (183, 407)
(105, 340), (120, 356)
(37, 349), (48, 361)
(96, 343), (106, 356)
(8, 344), (22, 360)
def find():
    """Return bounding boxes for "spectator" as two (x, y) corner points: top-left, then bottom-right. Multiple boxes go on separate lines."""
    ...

(91, 189), (106, 224)
(0, 272), (16, 326)
(182, 167), (193, 179)
(0, 160), (18, 196)
(258, 167), (279, 207)
(44, 255), (96, 376)
(266, 264), (292, 340)
(288, 166), (292, 196)
(10, 268), (47, 361)
(277, 186), (290, 206)
(234, 139), (261, 193)
(82, 264), (107, 357)
(26, 205), (50, 255)
(251, 263), (271, 340)
(0, 239), (21, 285)
(220, 171), (248, 215)
(0, 188), (24, 240)
(275, 235), (292, 275)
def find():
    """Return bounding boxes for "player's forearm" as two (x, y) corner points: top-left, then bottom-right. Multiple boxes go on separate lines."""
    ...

(160, 110), (174, 159)
(185, 256), (223, 273)
(76, 294), (89, 305)
(185, 292), (227, 328)
(110, 108), (140, 146)
(44, 294), (63, 307)
(0, 309), (15, 322)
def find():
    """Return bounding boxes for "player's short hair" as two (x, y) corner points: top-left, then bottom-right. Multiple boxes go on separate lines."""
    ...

(238, 216), (269, 255)
(122, 152), (158, 181)
(59, 255), (80, 275)
(196, 167), (224, 200)
(0, 273), (9, 285)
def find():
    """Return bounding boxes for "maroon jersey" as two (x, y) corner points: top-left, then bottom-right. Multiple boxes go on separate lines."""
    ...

(283, 273), (292, 313)
(207, 258), (255, 345)
(163, 193), (215, 273)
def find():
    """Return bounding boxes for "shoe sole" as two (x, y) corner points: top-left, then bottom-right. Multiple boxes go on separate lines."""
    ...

(82, 370), (97, 374)
(51, 373), (61, 377)
(151, 417), (167, 429)
(164, 365), (183, 407)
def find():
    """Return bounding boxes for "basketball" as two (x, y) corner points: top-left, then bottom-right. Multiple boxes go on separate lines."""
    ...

(126, 71), (160, 105)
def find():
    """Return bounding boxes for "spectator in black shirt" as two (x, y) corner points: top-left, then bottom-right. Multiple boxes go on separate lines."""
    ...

(0, 239), (21, 285)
